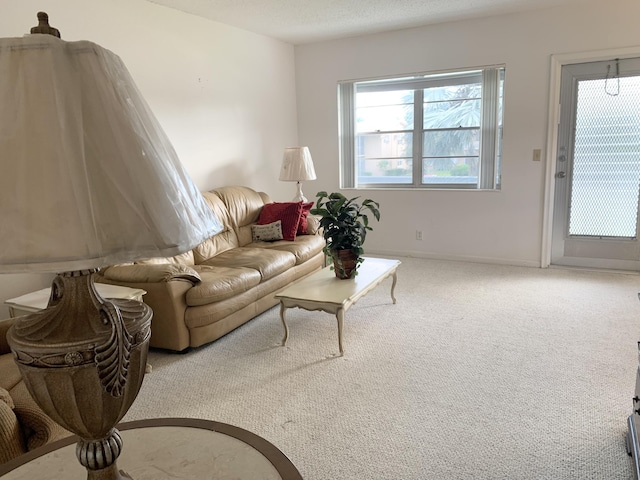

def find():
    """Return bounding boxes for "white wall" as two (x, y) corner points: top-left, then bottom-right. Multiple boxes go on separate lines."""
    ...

(0, 0), (298, 316)
(295, 0), (640, 267)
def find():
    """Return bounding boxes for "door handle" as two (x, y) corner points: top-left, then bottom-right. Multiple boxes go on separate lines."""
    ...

(556, 171), (566, 178)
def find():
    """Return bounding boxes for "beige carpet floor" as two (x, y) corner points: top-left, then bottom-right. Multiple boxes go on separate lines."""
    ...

(124, 256), (640, 479)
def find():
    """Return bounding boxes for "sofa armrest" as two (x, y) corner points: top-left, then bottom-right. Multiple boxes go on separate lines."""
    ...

(102, 264), (201, 284)
(10, 383), (70, 451)
(95, 275), (195, 352)
(307, 215), (321, 235)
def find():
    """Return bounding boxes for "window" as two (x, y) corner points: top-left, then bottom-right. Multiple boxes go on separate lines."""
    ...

(338, 66), (505, 189)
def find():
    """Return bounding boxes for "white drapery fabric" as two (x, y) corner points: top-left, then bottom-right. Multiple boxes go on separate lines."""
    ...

(0, 35), (222, 273)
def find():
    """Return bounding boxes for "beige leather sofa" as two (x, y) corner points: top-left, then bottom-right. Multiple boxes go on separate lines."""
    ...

(96, 186), (325, 352)
(0, 319), (70, 464)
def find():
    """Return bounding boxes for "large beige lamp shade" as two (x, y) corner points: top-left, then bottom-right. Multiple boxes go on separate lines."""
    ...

(0, 34), (221, 272)
(0, 17), (222, 480)
(279, 146), (317, 202)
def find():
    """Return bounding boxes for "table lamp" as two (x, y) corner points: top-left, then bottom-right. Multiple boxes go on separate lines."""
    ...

(0, 14), (223, 480)
(279, 146), (317, 202)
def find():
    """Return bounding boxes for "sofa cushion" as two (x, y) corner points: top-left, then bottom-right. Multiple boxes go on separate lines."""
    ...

(248, 234), (325, 265)
(202, 191), (234, 231)
(200, 247), (296, 281)
(213, 186), (268, 247)
(257, 202), (303, 241)
(306, 215), (321, 235)
(187, 266), (261, 306)
(193, 191), (240, 263)
(213, 186), (266, 228)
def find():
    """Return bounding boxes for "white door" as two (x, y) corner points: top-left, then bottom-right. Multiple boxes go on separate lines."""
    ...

(551, 58), (640, 271)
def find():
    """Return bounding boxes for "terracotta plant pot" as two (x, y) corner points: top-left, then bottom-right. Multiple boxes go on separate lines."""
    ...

(332, 249), (359, 279)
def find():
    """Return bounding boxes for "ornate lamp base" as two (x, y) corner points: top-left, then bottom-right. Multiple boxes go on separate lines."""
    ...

(7, 270), (151, 480)
(291, 181), (308, 203)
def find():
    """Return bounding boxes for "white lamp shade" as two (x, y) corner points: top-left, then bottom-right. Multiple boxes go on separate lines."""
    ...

(0, 35), (223, 273)
(279, 146), (317, 182)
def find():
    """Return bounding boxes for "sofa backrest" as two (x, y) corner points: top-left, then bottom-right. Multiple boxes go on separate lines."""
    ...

(135, 186), (270, 266)
(192, 190), (240, 264)
(212, 186), (270, 247)
(136, 250), (196, 266)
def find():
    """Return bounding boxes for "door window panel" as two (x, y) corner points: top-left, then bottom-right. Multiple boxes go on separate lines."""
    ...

(569, 76), (640, 238)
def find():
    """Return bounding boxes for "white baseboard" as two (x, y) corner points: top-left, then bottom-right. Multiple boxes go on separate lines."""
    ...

(365, 248), (542, 269)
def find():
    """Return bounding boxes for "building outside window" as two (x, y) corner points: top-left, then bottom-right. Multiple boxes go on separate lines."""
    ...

(338, 66), (505, 190)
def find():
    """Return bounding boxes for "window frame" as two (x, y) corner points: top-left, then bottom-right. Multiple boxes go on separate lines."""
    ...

(338, 66), (505, 190)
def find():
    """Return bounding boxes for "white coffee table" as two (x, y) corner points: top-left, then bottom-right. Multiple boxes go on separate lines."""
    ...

(4, 283), (146, 318)
(275, 257), (400, 355)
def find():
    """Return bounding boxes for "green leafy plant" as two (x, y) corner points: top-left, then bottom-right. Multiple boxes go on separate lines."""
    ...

(310, 191), (380, 277)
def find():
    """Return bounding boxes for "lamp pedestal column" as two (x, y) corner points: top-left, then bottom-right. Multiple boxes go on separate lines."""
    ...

(7, 270), (151, 480)
(292, 181), (308, 203)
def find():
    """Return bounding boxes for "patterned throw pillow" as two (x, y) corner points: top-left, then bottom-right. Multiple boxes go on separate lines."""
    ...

(257, 202), (303, 241)
(251, 220), (283, 242)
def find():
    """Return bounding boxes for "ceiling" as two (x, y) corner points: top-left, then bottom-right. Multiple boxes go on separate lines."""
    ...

(145, 0), (591, 45)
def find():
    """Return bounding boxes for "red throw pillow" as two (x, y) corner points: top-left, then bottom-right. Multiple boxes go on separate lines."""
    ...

(297, 202), (314, 235)
(258, 202), (303, 241)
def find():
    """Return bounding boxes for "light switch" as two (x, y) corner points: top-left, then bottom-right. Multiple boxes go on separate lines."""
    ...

(533, 149), (542, 162)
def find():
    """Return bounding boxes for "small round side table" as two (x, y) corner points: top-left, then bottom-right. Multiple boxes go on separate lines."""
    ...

(0, 417), (303, 479)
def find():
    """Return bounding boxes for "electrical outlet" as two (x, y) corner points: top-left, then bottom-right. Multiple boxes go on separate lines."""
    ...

(416, 230), (423, 241)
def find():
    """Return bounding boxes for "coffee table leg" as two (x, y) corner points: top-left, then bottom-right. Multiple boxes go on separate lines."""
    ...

(280, 302), (289, 346)
(390, 271), (398, 304)
(336, 308), (344, 356)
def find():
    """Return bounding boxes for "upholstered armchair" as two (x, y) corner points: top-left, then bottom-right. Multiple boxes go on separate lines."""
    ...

(0, 318), (70, 464)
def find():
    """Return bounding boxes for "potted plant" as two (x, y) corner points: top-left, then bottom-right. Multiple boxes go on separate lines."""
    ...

(310, 191), (381, 279)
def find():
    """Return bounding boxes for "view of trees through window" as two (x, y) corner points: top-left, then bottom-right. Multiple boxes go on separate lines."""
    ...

(421, 83), (481, 181)
(356, 83), (484, 183)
